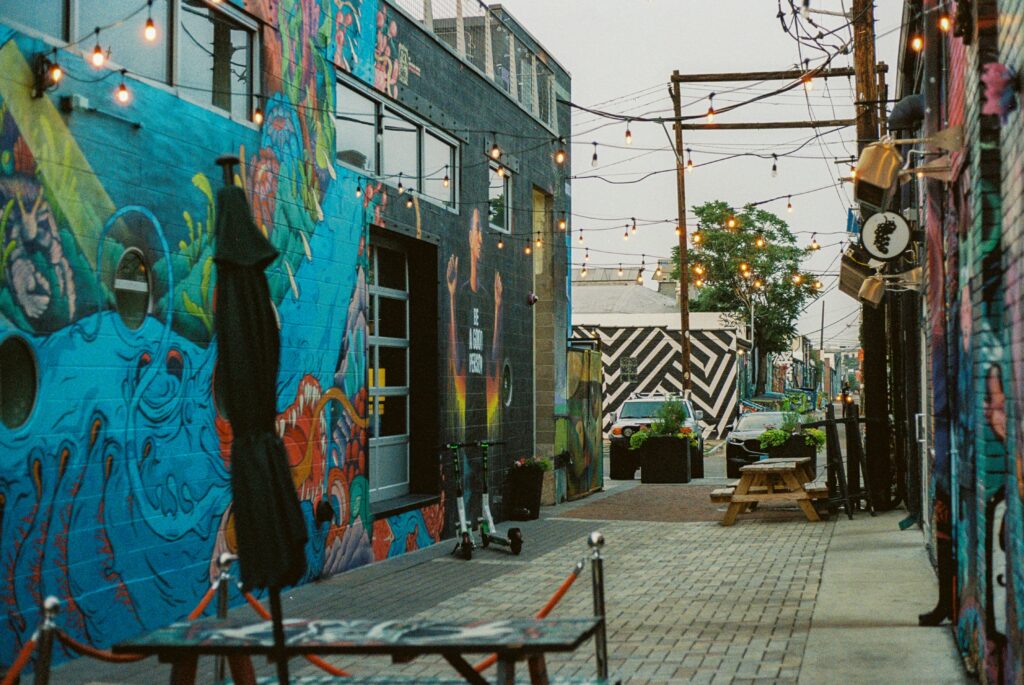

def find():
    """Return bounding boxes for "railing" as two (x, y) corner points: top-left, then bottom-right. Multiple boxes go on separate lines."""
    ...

(388, 0), (559, 130)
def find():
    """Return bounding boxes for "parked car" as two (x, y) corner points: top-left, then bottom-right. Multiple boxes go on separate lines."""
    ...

(724, 411), (794, 478)
(608, 394), (704, 479)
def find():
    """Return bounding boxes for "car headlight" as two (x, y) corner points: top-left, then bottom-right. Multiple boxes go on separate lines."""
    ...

(622, 427), (634, 437)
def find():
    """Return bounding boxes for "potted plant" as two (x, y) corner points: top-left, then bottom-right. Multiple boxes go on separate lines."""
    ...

(628, 401), (697, 483)
(507, 456), (552, 520)
(756, 413), (824, 472)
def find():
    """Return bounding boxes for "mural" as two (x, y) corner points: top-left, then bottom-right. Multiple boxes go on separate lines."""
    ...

(561, 348), (602, 498)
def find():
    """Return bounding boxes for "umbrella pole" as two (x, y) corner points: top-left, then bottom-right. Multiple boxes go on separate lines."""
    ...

(269, 587), (290, 685)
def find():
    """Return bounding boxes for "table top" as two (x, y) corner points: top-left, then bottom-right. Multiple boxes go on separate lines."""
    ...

(113, 616), (601, 658)
(739, 458), (810, 474)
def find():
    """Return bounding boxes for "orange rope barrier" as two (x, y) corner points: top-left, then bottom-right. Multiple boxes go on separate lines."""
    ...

(55, 631), (148, 663)
(1, 637), (37, 685)
(242, 590), (352, 677)
(474, 560), (584, 672)
(187, 582), (220, 621)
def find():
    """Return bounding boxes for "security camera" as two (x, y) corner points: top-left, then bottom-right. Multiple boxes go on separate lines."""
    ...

(854, 142), (903, 214)
(526, 292), (539, 306)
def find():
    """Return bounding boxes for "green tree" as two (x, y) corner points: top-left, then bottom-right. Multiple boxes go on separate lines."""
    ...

(671, 201), (820, 395)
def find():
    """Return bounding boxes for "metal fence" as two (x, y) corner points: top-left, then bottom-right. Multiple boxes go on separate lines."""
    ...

(388, 0), (558, 130)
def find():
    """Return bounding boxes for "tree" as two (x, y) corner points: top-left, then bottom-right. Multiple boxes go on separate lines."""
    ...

(671, 201), (820, 396)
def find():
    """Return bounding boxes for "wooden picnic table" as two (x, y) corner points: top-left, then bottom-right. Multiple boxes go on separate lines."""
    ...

(711, 457), (827, 526)
(112, 615), (603, 685)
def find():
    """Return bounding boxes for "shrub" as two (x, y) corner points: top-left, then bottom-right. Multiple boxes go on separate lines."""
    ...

(513, 456), (553, 472)
(758, 428), (791, 449)
(628, 401), (699, 449)
(803, 428), (826, 448)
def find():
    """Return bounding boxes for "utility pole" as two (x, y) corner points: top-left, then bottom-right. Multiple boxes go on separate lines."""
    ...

(852, 0), (891, 507)
(670, 72), (692, 395)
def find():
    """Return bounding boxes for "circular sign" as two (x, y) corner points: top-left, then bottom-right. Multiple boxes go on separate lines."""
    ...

(861, 211), (911, 261)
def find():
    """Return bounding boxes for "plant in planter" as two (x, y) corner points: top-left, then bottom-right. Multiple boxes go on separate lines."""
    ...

(755, 414), (821, 471)
(628, 401), (694, 483)
(508, 456), (552, 520)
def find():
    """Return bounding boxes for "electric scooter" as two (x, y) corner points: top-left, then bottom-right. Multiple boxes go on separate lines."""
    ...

(476, 440), (524, 555)
(444, 442), (475, 560)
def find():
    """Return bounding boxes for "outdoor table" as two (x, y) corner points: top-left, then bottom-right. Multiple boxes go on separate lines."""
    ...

(718, 457), (824, 526)
(113, 615), (602, 685)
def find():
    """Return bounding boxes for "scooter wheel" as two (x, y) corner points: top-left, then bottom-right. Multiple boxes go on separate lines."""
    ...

(509, 528), (523, 555)
(460, 532), (473, 560)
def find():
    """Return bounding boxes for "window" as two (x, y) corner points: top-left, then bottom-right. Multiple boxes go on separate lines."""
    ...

(382, 109), (419, 191)
(114, 247), (151, 330)
(79, 0), (170, 82)
(423, 132), (454, 207)
(0, 0), (65, 39)
(179, 0), (257, 118)
(488, 163), (509, 232)
(620, 357), (638, 383)
(335, 82), (378, 172)
(0, 336), (37, 429)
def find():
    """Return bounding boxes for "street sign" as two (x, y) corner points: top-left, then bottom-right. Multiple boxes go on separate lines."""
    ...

(846, 208), (860, 235)
(860, 211), (911, 261)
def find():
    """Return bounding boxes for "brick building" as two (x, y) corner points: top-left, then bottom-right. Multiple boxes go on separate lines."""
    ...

(0, 0), (576, 667)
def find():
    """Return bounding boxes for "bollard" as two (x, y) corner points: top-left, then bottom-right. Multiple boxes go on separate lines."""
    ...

(215, 553), (237, 682)
(588, 532), (608, 680)
(34, 596), (60, 685)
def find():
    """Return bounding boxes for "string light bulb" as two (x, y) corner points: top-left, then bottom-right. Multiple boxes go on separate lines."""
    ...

(771, 154), (778, 177)
(49, 59), (63, 84)
(739, 262), (750, 273)
(618, 264), (623, 277)
(536, 233), (543, 248)
(792, 273), (803, 285)
(578, 229), (584, 243)
(787, 195), (793, 213)
(584, 247), (589, 261)
(755, 235), (766, 248)
(809, 233), (820, 251)
(655, 264), (663, 278)
(115, 71), (130, 104)
(813, 280), (823, 290)
(144, 0), (157, 42)
(675, 226), (681, 237)
(405, 192), (414, 208)
(623, 225), (629, 241)
(706, 92), (715, 123)
(692, 231), (703, 245)
(850, 165), (857, 179)
(397, 173), (405, 194)
(524, 244), (532, 255)
(694, 264), (704, 276)
(558, 212), (567, 231)
(631, 217), (637, 235)
(636, 269), (644, 285)
(938, 14), (951, 32)
(591, 141), (598, 168)
(91, 29), (105, 67)
(581, 265), (588, 277)
(355, 184), (362, 199)
(802, 75), (813, 92)
(624, 121), (632, 145)
(686, 147), (694, 173)
(726, 215), (737, 229)
(910, 35), (923, 52)
(497, 237), (504, 249)
(754, 278), (763, 289)
(496, 165), (505, 178)
(490, 133), (501, 159)
(553, 138), (567, 165)
(253, 105), (264, 125)
(695, 278), (705, 288)
(443, 165), (450, 188)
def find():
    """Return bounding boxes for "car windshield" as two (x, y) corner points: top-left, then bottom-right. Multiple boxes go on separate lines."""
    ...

(734, 413), (788, 432)
(619, 400), (688, 420)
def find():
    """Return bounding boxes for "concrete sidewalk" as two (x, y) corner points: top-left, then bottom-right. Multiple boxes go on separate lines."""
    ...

(50, 472), (970, 684)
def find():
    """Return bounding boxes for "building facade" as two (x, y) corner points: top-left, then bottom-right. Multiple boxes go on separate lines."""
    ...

(0, 0), (572, 667)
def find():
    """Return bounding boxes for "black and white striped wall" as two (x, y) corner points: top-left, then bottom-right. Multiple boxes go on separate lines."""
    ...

(572, 325), (740, 438)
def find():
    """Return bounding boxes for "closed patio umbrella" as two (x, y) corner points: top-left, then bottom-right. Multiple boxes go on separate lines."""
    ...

(213, 155), (307, 684)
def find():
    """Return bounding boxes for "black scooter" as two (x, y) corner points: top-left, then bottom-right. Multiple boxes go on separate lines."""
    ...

(444, 441), (475, 560)
(476, 440), (523, 555)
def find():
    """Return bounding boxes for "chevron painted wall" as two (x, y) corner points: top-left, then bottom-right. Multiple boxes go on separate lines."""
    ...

(572, 325), (739, 438)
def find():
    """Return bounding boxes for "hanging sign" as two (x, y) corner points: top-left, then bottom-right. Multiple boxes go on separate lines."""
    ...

(860, 211), (911, 261)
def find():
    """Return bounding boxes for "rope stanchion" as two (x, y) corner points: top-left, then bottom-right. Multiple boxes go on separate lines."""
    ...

(474, 559), (585, 672)
(0, 635), (37, 685)
(187, 580), (220, 621)
(242, 587), (353, 678)
(55, 631), (148, 663)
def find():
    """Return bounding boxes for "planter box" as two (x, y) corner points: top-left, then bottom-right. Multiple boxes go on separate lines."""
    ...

(609, 440), (638, 480)
(508, 467), (544, 520)
(638, 436), (691, 483)
(765, 435), (817, 473)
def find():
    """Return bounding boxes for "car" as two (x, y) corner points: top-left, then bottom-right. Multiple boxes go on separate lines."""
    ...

(724, 411), (792, 478)
(608, 394), (705, 479)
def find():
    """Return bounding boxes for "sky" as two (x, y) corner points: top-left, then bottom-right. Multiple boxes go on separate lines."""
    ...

(497, 0), (905, 349)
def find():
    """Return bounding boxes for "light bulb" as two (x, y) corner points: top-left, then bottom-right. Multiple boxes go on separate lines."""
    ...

(754, 279), (763, 289)
(144, 17), (157, 42)
(554, 148), (566, 165)
(92, 43), (105, 67)
(50, 62), (62, 83)
(755, 236), (766, 248)
(706, 106), (715, 123)
(581, 266), (588, 277)
(355, 185), (362, 198)
(405, 194), (413, 208)
(727, 216), (736, 229)
(623, 228), (629, 241)
(695, 278), (705, 287)
(490, 141), (501, 159)
(810, 235), (820, 250)
(814, 280), (823, 290)
(850, 166), (857, 179)
(524, 244), (532, 255)
(591, 142), (598, 168)
(911, 35), (923, 52)
(787, 196), (793, 213)
(443, 166), (450, 187)
(939, 15), (951, 32)
(675, 226), (681, 236)
(578, 230), (584, 243)
(253, 107), (264, 125)
(558, 214), (567, 231)
(771, 162), (778, 177)
(618, 264), (623, 276)
(397, 174), (405, 194)
(655, 266), (662, 277)
(584, 248), (589, 261)
(624, 124), (632, 145)
(631, 218), (637, 234)
(692, 232), (702, 244)
(116, 74), (130, 104)
(536, 235), (543, 248)
(792, 274), (803, 285)
(687, 158), (694, 173)
(739, 262), (749, 272)
(636, 272), (644, 285)
(497, 237), (504, 249)
(802, 76), (813, 92)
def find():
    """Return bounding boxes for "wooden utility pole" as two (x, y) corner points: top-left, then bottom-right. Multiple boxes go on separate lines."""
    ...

(851, 0), (891, 507)
(670, 72), (692, 394)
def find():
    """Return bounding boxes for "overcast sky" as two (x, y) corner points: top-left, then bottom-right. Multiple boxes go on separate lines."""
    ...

(498, 0), (904, 348)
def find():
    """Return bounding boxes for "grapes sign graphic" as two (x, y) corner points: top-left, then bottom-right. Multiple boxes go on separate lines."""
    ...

(861, 211), (910, 261)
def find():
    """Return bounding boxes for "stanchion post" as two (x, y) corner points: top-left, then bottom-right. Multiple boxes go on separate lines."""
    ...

(215, 553), (236, 682)
(34, 596), (60, 685)
(588, 532), (608, 680)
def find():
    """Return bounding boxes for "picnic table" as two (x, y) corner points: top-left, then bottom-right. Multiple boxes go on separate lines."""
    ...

(710, 457), (828, 526)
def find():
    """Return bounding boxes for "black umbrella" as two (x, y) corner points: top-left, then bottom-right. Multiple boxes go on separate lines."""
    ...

(213, 154), (307, 684)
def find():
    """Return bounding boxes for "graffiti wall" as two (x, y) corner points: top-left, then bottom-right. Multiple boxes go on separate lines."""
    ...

(0, 0), (570, 671)
(558, 348), (602, 498)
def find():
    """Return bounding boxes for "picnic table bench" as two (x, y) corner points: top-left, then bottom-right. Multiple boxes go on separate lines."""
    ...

(709, 457), (828, 526)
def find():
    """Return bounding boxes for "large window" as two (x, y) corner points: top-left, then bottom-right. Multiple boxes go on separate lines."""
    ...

(179, 0), (256, 118)
(382, 109), (418, 191)
(335, 83), (378, 172)
(488, 163), (509, 233)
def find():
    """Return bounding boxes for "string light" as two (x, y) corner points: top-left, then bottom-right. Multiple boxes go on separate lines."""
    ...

(938, 14), (951, 32)
(693, 264), (704, 276)
(558, 212), (567, 231)
(623, 225), (629, 241)
(686, 147), (694, 173)
(771, 154), (778, 177)
(849, 165), (857, 179)
(655, 264), (662, 278)
(809, 233), (820, 251)
(739, 262), (750, 273)
(813, 280), (823, 290)
(554, 138), (567, 165)
(490, 132), (502, 159)
(497, 236), (504, 249)
(253, 103), (264, 125)
(618, 263), (623, 276)
(631, 217), (637, 235)
(591, 141), (599, 168)
(91, 28), (106, 67)
(397, 172), (405, 194)
(706, 93), (715, 123)
(636, 269), (644, 285)
(695, 278), (705, 287)
(791, 274), (803, 285)
(692, 231), (703, 245)
(496, 165), (505, 178)
(405, 192), (414, 208)
(144, 0), (157, 41)
(753, 278), (763, 289)
(580, 265), (588, 277)
(536, 233), (543, 248)
(624, 121), (632, 145)
(578, 229), (584, 243)
(443, 165), (450, 188)
(584, 247), (589, 261)
(355, 184), (362, 199)
(741, 269), (752, 279)
(115, 70), (130, 104)
(726, 215), (737, 229)
(802, 75), (813, 92)
(755, 235), (766, 248)
(524, 243), (532, 255)
(50, 60), (62, 83)
(675, 225), (681, 237)
(910, 35), (923, 52)
(787, 196), (793, 213)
